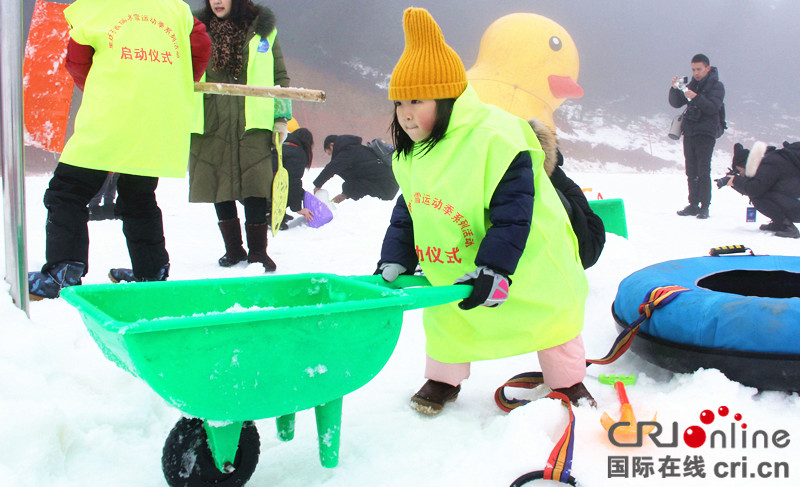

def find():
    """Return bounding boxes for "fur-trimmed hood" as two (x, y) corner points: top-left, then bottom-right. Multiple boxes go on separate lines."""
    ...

(746, 141), (767, 177)
(195, 4), (275, 38)
(527, 118), (558, 176)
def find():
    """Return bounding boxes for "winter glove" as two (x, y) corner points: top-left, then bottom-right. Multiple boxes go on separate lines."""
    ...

(273, 120), (289, 145)
(376, 263), (407, 283)
(454, 266), (510, 310)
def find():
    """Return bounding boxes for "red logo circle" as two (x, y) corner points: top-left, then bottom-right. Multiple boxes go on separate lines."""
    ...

(684, 426), (707, 448)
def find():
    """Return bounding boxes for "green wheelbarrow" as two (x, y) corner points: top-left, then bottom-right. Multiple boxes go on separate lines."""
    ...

(60, 273), (468, 487)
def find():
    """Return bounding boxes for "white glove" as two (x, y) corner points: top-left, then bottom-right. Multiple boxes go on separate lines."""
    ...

(378, 263), (407, 283)
(273, 120), (288, 145)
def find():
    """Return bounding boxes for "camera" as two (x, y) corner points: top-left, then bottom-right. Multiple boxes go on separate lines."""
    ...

(674, 76), (690, 92)
(715, 168), (739, 188)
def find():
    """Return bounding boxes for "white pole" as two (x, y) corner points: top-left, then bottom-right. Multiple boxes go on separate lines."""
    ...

(1, 0), (30, 315)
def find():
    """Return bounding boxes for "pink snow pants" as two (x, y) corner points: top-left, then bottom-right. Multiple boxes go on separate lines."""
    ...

(425, 334), (587, 389)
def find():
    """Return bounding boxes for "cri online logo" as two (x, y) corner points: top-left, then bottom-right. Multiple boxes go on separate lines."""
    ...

(607, 405), (791, 449)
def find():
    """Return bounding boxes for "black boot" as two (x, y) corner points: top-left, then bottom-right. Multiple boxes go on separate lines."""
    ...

(552, 382), (597, 407)
(677, 204), (700, 216)
(410, 379), (461, 415)
(109, 263), (170, 283)
(775, 222), (800, 239)
(28, 260), (86, 300)
(245, 222), (277, 272)
(696, 205), (709, 219)
(217, 218), (247, 267)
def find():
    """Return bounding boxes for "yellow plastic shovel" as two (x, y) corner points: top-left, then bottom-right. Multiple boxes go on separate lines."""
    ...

(271, 131), (289, 237)
(599, 374), (657, 443)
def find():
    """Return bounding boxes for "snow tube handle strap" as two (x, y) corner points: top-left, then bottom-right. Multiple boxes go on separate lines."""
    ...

(504, 388), (579, 487)
(709, 245), (753, 256)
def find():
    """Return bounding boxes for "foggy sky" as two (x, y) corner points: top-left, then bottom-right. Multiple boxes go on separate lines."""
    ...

(265, 0), (800, 132)
(21, 0), (800, 135)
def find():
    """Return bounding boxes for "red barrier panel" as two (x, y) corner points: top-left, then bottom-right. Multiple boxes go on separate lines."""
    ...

(23, 0), (72, 154)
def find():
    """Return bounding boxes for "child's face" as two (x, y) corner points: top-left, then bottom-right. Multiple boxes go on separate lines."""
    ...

(394, 99), (437, 142)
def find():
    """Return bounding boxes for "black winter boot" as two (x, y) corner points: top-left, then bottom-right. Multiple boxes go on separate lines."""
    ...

(217, 218), (247, 267)
(109, 263), (170, 283)
(775, 223), (800, 239)
(410, 379), (461, 415)
(760, 220), (784, 232)
(553, 382), (597, 407)
(245, 223), (277, 272)
(28, 260), (86, 300)
(677, 204), (700, 216)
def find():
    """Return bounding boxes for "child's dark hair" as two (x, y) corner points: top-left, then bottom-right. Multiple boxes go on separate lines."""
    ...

(391, 99), (456, 158)
(291, 128), (315, 168)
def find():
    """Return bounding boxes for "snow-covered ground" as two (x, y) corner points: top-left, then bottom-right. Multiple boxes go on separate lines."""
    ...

(3, 165), (800, 487)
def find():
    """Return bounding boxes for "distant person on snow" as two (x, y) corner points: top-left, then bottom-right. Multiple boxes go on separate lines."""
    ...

(271, 127), (316, 229)
(724, 141), (800, 238)
(313, 134), (399, 203)
(669, 53), (725, 219)
(28, 0), (211, 299)
(189, 0), (291, 272)
(377, 8), (594, 415)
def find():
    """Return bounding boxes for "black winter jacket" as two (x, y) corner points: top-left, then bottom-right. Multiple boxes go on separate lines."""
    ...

(281, 131), (312, 212)
(313, 135), (399, 201)
(549, 163), (605, 269)
(669, 67), (725, 138)
(732, 148), (800, 201)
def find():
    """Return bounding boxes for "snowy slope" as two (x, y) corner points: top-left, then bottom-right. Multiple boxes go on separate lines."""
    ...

(2, 167), (800, 487)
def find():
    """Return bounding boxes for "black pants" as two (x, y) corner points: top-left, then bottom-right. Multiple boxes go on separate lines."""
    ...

(342, 178), (400, 201)
(683, 134), (716, 207)
(88, 172), (120, 207)
(43, 163), (168, 277)
(214, 197), (268, 225)
(752, 193), (800, 223)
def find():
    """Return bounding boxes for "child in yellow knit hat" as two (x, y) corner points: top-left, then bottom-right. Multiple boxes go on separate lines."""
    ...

(376, 7), (595, 414)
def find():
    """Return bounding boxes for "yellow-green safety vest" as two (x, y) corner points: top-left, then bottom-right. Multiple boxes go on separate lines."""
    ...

(392, 84), (588, 363)
(60, 0), (195, 178)
(191, 29), (278, 134)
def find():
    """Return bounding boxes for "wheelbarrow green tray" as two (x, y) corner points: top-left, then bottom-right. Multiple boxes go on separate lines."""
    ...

(59, 273), (468, 422)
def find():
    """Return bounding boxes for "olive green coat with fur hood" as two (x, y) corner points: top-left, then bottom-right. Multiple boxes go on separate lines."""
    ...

(189, 6), (289, 203)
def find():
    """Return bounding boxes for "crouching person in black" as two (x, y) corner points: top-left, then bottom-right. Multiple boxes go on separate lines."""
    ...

(725, 141), (800, 238)
(314, 134), (399, 203)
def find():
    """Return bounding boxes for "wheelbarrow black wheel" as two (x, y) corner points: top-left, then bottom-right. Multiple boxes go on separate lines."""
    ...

(162, 417), (260, 487)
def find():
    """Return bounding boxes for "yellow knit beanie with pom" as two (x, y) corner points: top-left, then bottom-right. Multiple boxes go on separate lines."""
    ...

(388, 8), (467, 100)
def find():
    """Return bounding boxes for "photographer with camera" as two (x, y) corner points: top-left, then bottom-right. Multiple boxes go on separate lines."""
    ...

(722, 141), (800, 238)
(669, 54), (725, 219)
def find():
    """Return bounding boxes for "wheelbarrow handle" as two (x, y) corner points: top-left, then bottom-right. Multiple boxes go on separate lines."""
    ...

(350, 274), (472, 311)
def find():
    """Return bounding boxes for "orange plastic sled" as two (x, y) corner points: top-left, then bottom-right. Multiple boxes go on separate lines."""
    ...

(23, 0), (73, 153)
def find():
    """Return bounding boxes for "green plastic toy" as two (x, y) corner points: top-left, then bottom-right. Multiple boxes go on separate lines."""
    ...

(588, 198), (628, 239)
(61, 273), (470, 486)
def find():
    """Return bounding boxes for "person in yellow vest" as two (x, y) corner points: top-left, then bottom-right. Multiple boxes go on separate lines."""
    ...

(377, 8), (595, 414)
(189, 0), (290, 272)
(28, 0), (211, 299)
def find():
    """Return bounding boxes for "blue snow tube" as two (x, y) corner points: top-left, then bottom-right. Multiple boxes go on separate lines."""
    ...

(612, 255), (800, 392)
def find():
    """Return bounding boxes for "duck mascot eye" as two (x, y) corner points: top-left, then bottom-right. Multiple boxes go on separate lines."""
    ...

(466, 13), (583, 130)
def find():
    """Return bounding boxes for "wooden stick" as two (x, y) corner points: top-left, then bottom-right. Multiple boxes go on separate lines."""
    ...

(194, 82), (326, 102)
